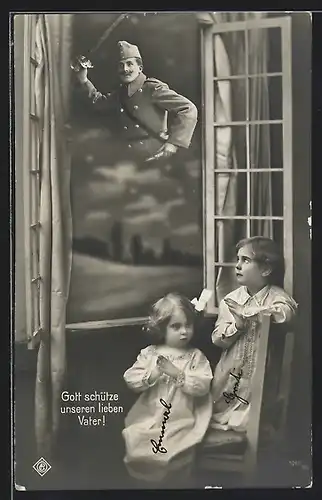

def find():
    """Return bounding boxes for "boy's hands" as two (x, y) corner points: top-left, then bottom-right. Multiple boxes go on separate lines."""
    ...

(224, 298), (247, 331)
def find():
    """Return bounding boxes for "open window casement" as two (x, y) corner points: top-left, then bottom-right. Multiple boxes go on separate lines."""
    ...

(200, 15), (293, 315)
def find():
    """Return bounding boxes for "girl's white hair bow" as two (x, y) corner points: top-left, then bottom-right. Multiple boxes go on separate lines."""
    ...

(190, 289), (213, 312)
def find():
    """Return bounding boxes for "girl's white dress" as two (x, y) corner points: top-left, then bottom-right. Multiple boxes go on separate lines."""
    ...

(122, 345), (213, 482)
(210, 284), (298, 433)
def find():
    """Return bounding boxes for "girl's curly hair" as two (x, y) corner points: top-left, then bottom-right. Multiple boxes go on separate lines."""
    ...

(143, 293), (197, 345)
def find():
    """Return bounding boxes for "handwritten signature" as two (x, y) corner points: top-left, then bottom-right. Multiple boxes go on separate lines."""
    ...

(223, 370), (249, 405)
(150, 398), (172, 454)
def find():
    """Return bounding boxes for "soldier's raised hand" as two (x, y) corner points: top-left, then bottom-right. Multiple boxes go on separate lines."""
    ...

(74, 66), (88, 84)
(71, 56), (93, 83)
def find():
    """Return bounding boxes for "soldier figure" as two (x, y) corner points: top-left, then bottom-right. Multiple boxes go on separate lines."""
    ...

(73, 41), (198, 164)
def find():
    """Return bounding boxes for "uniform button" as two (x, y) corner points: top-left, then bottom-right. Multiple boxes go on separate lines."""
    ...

(124, 126), (128, 130)
(135, 124), (140, 128)
(120, 108), (124, 112)
(128, 144), (132, 148)
(139, 141), (144, 145)
(134, 105), (139, 110)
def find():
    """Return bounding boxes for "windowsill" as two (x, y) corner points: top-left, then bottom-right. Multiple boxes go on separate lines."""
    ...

(14, 309), (219, 343)
(65, 309), (219, 333)
(65, 316), (148, 332)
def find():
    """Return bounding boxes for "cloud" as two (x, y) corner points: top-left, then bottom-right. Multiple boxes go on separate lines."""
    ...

(134, 168), (162, 185)
(87, 180), (126, 199)
(94, 163), (136, 184)
(85, 210), (111, 223)
(185, 159), (201, 179)
(164, 198), (186, 212)
(124, 196), (186, 224)
(171, 223), (200, 237)
(74, 128), (111, 144)
(125, 195), (159, 212)
(95, 163), (164, 186)
(124, 209), (168, 226)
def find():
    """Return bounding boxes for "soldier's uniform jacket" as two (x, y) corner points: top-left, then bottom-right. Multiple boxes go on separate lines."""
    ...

(80, 72), (198, 160)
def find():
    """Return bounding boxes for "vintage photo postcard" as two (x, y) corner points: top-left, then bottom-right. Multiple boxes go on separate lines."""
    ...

(12, 11), (312, 490)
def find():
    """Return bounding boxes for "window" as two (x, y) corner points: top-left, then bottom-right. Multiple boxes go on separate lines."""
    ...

(201, 16), (293, 314)
(20, 14), (42, 346)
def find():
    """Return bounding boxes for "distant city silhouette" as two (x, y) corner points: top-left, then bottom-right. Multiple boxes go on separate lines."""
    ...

(73, 220), (202, 267)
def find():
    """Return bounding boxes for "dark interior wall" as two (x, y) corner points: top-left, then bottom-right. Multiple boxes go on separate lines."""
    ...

(67, 13), (204, 324)
(287, 13), (312, 462)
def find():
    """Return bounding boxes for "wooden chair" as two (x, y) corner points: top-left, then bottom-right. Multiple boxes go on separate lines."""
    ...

(196, 313), (294, 487)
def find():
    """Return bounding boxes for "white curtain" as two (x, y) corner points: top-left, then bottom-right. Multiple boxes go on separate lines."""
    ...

(34, 13), (73, 457)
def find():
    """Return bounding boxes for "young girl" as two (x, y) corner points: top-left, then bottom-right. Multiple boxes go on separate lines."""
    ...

(210, 236), (297, 435)
(122, 293), (213, 485)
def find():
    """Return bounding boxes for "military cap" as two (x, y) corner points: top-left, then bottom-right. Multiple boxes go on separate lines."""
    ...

(117, 40), (142, 61)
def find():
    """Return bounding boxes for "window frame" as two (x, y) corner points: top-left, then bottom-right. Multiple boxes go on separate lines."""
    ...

(201, 16), (293, 315)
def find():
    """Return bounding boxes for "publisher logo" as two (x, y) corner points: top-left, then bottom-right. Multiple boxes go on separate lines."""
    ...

(32, 457), (51, 477)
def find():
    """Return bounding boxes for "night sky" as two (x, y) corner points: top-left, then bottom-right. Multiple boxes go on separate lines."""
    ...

(67, 13), (204, 321)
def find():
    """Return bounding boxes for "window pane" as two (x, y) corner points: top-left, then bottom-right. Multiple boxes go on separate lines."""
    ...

(214, 78), (246, 122)
(214, 219), (248, 263)
(249, 123), (283, 169)
(247, 27), (282, 74)
(233, 125), (247, 168)
(249, 76), (282, 121)
(249, 219), (284, 250)
(214, 265), (239, 305)
(250, 171), (283, 217)
(215, 172), (247, 216)
(272, 220), (284, 250)
(268, 27), (282, 74)
(213, 30), (246, 76)
(214, 126), (247, 169)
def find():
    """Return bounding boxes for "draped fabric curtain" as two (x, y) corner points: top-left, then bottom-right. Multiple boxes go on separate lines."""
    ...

(34, 13), (73, 457)
(213, 12), (273, 303)
(248, 27), (273, 237)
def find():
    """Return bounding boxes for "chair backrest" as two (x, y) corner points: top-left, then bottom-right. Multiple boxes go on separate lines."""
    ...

(244, 315), (294, 472)
(276, 330), (295, 440)
(198, 314), (294, 485)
